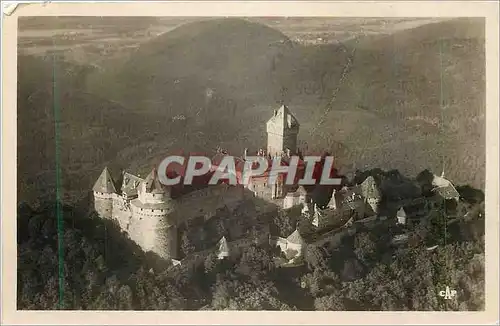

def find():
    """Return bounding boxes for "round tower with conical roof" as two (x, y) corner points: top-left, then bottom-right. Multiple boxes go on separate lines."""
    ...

(93, 167), (117, 219)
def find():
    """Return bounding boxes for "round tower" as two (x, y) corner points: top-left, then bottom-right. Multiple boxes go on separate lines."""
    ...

(93, 167), (117, 219)
(130, 168), (178, 259)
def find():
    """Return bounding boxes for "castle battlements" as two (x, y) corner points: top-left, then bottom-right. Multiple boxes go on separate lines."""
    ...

(93, 164), (247, 259)
(93, 104), (364, 260)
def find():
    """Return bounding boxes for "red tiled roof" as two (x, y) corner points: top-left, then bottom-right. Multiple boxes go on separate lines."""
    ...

(157, 150), (338, 187)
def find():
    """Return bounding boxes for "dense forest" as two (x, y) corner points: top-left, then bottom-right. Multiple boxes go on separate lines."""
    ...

(17, 170), (485, 311)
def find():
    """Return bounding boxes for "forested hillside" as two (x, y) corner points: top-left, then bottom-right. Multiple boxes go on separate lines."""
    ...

(18, 18), (485, 212)
(17, 170), (485, 311)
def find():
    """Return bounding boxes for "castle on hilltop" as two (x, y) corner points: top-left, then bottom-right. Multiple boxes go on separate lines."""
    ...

(93, 104), (380, 260)
(93, 104), (315, 260)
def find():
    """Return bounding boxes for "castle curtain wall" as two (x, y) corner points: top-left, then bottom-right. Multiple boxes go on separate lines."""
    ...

(93, 191), (113, 219)
(173, 184), (246, 223)
(111, 195), (133, 231)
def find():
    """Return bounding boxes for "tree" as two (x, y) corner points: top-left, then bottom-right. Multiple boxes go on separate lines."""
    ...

(456, 185), (484, 204)
(181, 232), (195, 256)
(305, 245), (328, 271)
(416, 169), (435, 196)
(272, 211), (295, 238)
(211, 275), (290, 310)
(215, 219), (226, 238)
(425, 209), (451, 246)
(314, 294), (345, 311)
(236, 245), (274, 278)
(17, 170), (486, 311)
(204, 252), (219, 274)
(353, 232), (377, 263)
(341, 258), (364, 282)
(116, 285), (133, 310)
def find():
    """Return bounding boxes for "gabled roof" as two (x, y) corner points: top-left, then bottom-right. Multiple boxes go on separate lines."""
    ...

(361, 176), (381, 199)
(432, 174), (451, 187)
(287, 229), (305, 245)
(328, 188), (337, 200)
(93, 167), (117, 193)
(121, 172), (143, 196)
(431, 175), (459, 199)
(267, 105), (300, 130)
(338, 186), (363, 204)
(143, 168), (167, 194)
(397, 207), (407, 218)
(433, 185), (460, 200)
(312, 214), (319, 227)
(217, 236), (229, 253)
(312, 206), (325, 227)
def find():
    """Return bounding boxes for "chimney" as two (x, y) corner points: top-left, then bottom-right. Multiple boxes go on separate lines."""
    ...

(273, 110), (277, 116)
(286, 148), (291, 157)
(244, 148), (248, 160)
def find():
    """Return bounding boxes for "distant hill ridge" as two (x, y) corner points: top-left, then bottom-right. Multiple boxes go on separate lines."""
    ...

(87, 18), (294, 109)
(17, 18), (485, 208)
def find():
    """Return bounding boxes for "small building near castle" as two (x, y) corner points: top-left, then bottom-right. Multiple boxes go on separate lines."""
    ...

(272, 228), (306, 260)
(283, 185), (308, 209)
(311, 204), (326, 228)
(396, 207), (407, 225)
(336, 186), (366, 219)
(394, 197), (429, 226)
(285, 229), (306, 258)
(431, 174), (460, 202)
(216, 236), (230, 260)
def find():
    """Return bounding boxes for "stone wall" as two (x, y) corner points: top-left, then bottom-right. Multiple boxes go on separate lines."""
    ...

(93, 191), (113, 219)
(138, 189), (170, 205)
(129, 202), (174, 259)
(250, 178), (274, 200)
(267, 132), (284, 157)
(283, 193), (302, 209)
(95, 184), (249, 260)
(173, 184), (246, 224)
(267, 130), (298, 157)
(111, 195), (133, 231)
(283, 132), (298, 154)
